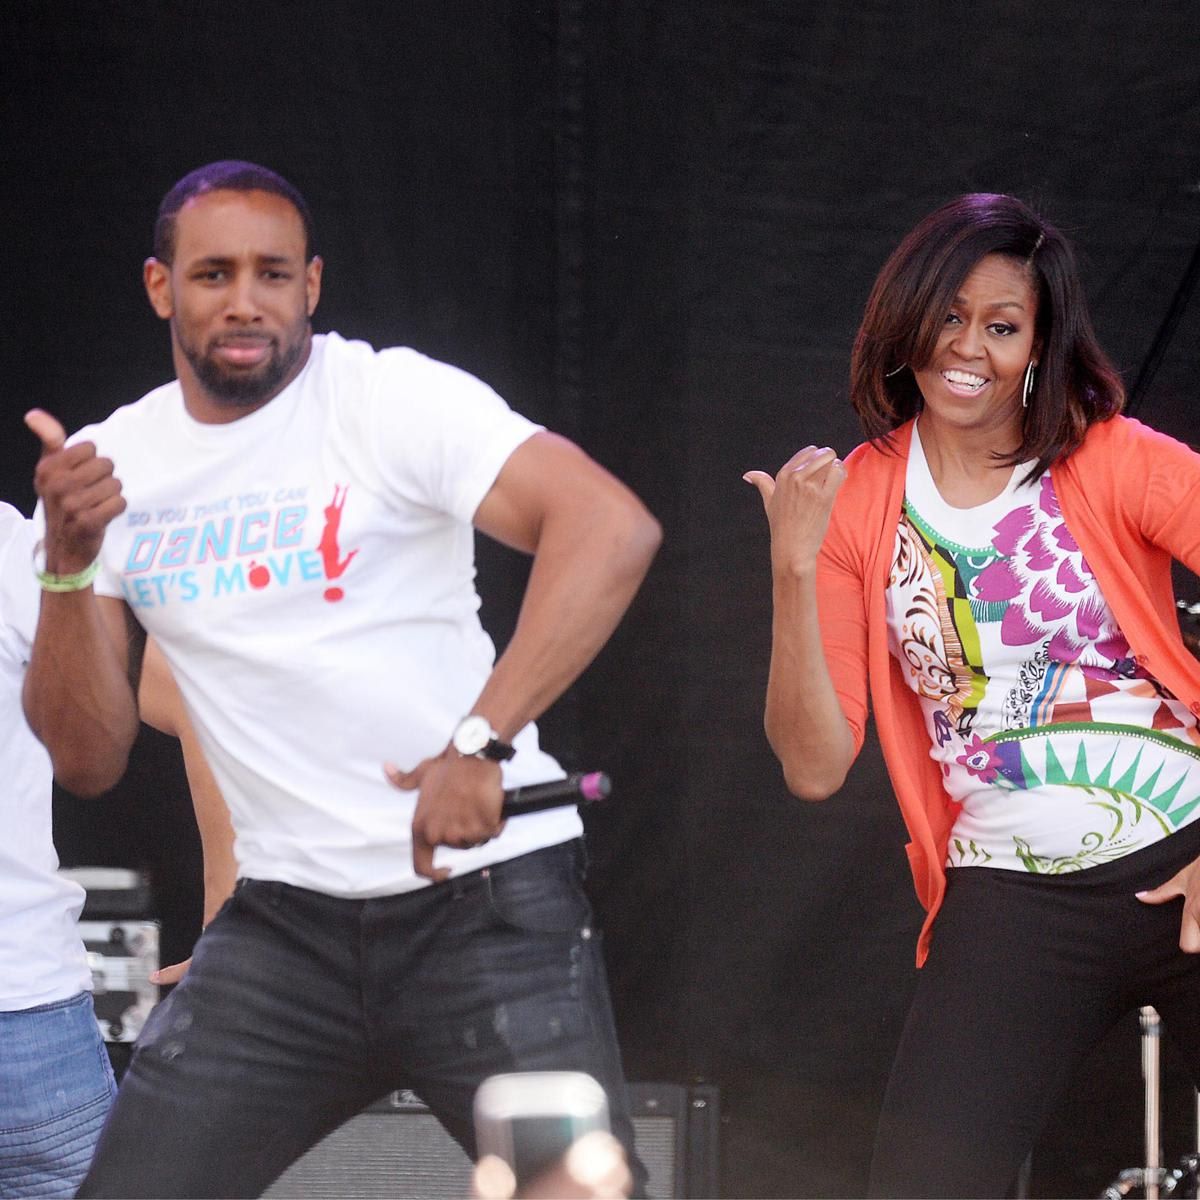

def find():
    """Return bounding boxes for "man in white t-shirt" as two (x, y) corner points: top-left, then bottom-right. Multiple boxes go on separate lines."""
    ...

(24, 161), (660, 1198)
(0, 503), (117, 1197)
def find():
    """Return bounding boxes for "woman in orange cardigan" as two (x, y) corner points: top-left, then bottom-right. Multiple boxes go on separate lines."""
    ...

(747, 193), (1200, 1198)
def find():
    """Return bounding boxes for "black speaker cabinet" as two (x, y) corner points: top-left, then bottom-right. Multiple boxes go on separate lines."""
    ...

(264, 1082), (719, 1199)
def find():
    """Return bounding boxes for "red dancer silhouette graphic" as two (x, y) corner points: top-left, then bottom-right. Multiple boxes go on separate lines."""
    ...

(318, 484), (359, 602)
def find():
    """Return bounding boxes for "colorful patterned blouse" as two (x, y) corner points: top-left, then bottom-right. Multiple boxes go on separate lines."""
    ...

(886, 423), (1200, 873)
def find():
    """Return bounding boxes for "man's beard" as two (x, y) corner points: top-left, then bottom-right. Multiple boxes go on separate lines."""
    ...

(178, 323), (309, 408)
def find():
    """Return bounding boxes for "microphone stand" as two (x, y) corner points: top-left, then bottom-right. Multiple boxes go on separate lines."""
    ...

(1101, 1009), (1187, 1198)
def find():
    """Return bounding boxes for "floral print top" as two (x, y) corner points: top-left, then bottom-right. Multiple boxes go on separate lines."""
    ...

(885, 423), (1200, 873)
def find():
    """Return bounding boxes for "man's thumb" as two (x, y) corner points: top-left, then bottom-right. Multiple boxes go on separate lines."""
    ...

(25, 409), (67, 456)
(384, 760), (423, 791)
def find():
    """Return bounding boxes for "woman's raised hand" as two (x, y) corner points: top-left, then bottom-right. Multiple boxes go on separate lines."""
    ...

(744, 446), (845, 577)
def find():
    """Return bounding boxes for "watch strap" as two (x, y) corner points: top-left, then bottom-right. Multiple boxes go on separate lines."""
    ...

(478, 735), (516, 763)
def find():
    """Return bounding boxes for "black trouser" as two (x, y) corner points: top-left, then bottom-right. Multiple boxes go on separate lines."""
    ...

(77, 841), (644, 1199)
(869, 818), (1200, 1198)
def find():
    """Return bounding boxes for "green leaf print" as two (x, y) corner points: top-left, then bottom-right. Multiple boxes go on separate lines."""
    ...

(1012, 787), (1171, 874)
(948, 837), (993, 867)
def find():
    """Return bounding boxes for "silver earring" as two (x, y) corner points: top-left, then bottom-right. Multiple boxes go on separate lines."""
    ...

(885, 363), (907, 378)
(1022, 361), (1037, 408)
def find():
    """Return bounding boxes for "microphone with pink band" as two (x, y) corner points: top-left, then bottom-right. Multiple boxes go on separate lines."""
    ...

(500, 772), (611, 818)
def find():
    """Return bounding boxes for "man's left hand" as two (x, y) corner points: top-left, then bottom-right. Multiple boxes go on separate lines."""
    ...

(385, 751), (505, 881)
(1137, 854), (1200, 951)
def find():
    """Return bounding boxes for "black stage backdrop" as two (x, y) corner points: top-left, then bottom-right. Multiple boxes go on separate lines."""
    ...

(3, 3), (1200, 1195)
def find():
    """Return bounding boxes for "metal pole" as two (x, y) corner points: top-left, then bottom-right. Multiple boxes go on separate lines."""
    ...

(1142, 1006), (1162, 1200)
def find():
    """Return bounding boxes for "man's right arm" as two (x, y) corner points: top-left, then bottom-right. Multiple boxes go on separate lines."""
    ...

(22, 409), (140, 797)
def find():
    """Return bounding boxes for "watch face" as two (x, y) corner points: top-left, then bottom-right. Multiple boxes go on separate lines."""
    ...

(453, 715), (492, 756)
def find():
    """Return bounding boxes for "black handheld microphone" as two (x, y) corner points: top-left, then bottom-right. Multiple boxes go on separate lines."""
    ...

(500, 771), (611, 818)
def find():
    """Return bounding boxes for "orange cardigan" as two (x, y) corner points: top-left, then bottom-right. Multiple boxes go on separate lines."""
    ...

(817, 416), (1200, 965)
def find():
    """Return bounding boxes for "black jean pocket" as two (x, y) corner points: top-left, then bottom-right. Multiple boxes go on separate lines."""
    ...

(484, 841), (592, 934)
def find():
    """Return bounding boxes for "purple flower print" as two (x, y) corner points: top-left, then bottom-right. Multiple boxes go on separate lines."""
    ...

(1051, 522), (1079, 553)
(1029, 579), (1073, 622)
(1055, 557), (1087, 593)
(957, 734), (1002, 783)
(975, 558), (1023, 602)
(1074, 595), (1107, 642)
(1046, 627), (1083, 663)
(1021, 526), (1057, 571)
(1000, 606), (1044, 646)
(1038, 476), (1061, 519)
(983, 476), (1104, 656)
(932, 710), (954, 746)
(991, 507), (1035, 557)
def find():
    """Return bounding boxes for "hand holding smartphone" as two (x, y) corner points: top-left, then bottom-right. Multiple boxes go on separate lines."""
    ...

(473, 1071), (613, 1194)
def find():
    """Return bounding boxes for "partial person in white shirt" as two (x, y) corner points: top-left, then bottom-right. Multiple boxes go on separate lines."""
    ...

(0, 502), (117, 1198)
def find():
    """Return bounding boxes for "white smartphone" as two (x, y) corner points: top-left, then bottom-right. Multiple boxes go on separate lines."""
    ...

(473, 1071), (611, 1188)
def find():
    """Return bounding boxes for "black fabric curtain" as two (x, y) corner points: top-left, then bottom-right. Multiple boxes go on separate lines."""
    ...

(4, 3), (1199, 1194)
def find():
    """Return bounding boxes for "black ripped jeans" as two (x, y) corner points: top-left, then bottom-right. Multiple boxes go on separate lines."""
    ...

(77, 840), (643, 1198)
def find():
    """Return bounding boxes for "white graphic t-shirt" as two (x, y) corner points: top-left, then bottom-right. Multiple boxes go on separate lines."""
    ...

(886, 423), (1200, 873)
(81, 333), (580, 897)
(0, 505), (91, 1009)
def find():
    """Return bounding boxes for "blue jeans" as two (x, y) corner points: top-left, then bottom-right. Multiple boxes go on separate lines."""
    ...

(78, 840), (644, 1198)
(0, 991), (116, 1198)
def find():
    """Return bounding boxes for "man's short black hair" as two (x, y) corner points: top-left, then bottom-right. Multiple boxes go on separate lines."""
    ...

(153, 160), (316, 264)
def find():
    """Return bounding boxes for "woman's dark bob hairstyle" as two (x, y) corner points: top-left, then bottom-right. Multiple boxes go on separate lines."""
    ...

(850, 193), (1124, 478)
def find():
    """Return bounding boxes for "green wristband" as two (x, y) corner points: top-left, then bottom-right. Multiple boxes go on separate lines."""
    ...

(36, 559), (101, 592)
